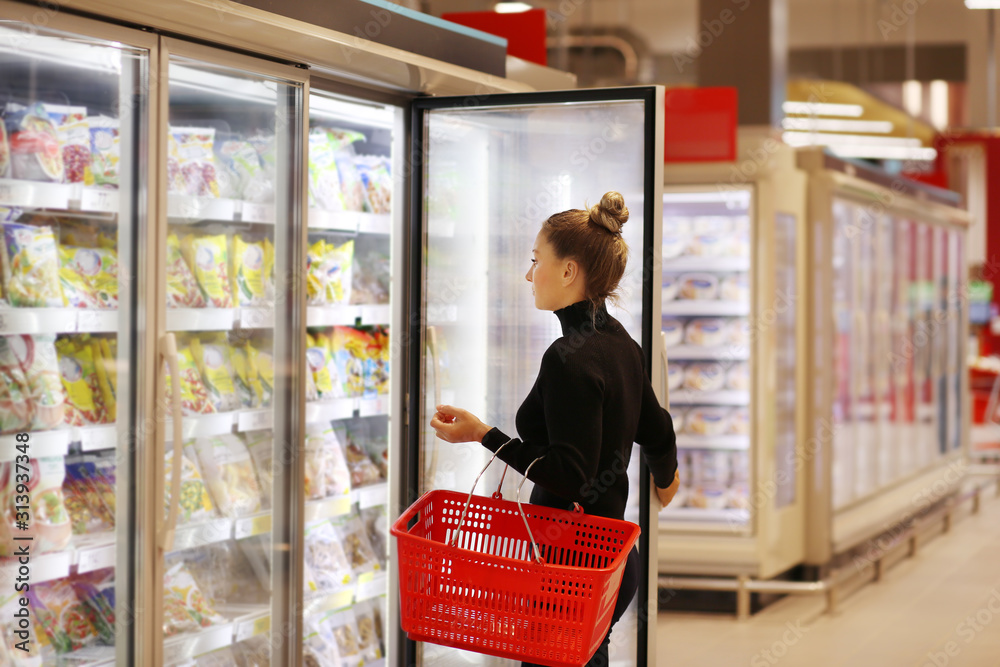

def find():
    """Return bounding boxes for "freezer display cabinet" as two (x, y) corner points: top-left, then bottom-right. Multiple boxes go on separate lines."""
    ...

(409, 87), (664, 667)
(658, 132), (809, 579)
(797, 149), (969, 565)
(0, 16), (155, 667)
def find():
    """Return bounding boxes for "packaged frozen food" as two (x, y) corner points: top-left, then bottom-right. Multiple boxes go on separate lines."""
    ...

(721, 273), (750, 302)
(232, 635), (272, 667)
(58, 245), (99, 309)
(0, 336), (32, 434)
(350, 246), (390, 305)
(162, 561), (228, 637)
(666, 363), (684, 392)
(355, 154), (392, 214)
(0, 456), (71, 556)
(192, 337), (239, 413)
(230, 344), (257, 409)
(684, 318), (727, 347)
(10, 334), (66, 430)
(166, 233), (207, 308)
(661, 275), (679, 304)
(172, 344), (215, 415)
(27, 580), (97, 654)
(64, 459), (113, 531)
(304, 519), (352, 592)
(62, 472), (95, 535)
(341, 422), (381, 488)
(686, 234), (726, 257)
(2, 222), (63, 307)
(56, 339), (102, 426)
(303, 426), (329, 501)
(352, 602), (383, 661)
(307, 238), (354, 305)
(247, 342), (274, 408)
(312, 424), (350, 497)
(356, 328), (381, 399)
(678, 273), (719, 300)
(245, 431), (273, 510)
(359, 506), (387, 569)
(671, 408), (686, 434)
(58, 118), (92, 184)
(164, 449), (215, 524)
(191, 434), (262, 517)
(683, 362), (726, 392)
(90, 337), (116, 423)
(5, 104), (64, 182)
(661, 234), (686, 260)
(183, 541), (266, 607)
(729, 450), (750, 482)
(661, 319), (683, 348)
(692, 216), (731, 235)
(332, 327), (366, 397)
(729, 407), (751, 436)
(339, 514), (380, 573)
(169, 127), (220, 198)
(685, 408), (731, 436)
(232, 235), (269, 307)
(303, 615), (341, 667)
(730, 216), (751, 257)
(729, 318), (751, 347)
(195, 647), (238, 666)
(308, 128), (365, 211)
(324, 608), (362, 659)
(214, 136), (272, 203)
(726, 362), (750, 391)
(183, 234), (233, 308)
(374, 326), (390, 395)
(87, 116), (120, 188)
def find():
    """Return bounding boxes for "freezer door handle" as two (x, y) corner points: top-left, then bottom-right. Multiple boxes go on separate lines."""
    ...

(660, 331), (670, 410)
(424, 325), (443, 491)
(159, 333), (183, 554)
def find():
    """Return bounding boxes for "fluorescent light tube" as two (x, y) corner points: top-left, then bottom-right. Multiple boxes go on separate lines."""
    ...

(782, 101), (864, 117)
(782, 132), (923, 147)
(781, 117), (894, 133)
(828, 146), (938, 160)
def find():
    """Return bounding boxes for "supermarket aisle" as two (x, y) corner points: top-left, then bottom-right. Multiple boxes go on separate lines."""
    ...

(657, 488), (1000, 667)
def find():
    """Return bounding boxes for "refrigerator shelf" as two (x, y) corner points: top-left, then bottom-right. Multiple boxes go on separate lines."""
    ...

(0, 550), (71, 585)
(666, 344), (750, 361)
(49, 646), (115, 667)
(0, 307), (117, 335)
(659, 507), (750, 524)
(0, 429), (71, 461)
(166, 308), (237, 332)
(661, 301), (751, 316)
(305, 495), (354, 522)
(669, 390), (751, 406)
(305, 395), (390, 423)
(77, 424), (119, 451)
(663, 256), (751, 272)
(305, 584), (355, 619)
(164, 412), (238, 440)
(233, 512), (272, 540)
(72, 532), (116, 574)
(236, 409), (273, 433)
(676, 435), (751, 450)
(224, 605), (271, 643)
(167, 195), (276, 224)
(170, 518), (234, 553)
(307, 304), (390, 327)
(355, 570), (388, 602)
(163, 622), (237, 665)
(0, 178), (120, 214)
(357, 482), (389, 509)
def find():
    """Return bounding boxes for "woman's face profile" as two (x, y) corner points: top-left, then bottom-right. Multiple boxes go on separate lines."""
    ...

(526, 232), (563, 311)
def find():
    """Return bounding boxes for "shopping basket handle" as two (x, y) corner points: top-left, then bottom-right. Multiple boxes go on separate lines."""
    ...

(518, 456), (546, 564)
(449, 439), (514, 548)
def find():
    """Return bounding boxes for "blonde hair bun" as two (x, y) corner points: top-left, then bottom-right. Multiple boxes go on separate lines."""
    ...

(589, 191), (629, 235)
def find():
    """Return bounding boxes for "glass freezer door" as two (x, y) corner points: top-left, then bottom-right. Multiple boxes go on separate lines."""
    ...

(408, 88), (662, 667)
(157, 46), (304, 666)
(0, 20), (152, 667)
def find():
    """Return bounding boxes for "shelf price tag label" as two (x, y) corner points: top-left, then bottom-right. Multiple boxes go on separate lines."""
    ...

(77, 544), (115, 574)
(234, 514), (272, 540)
(238, 410), (272, 433)
(81, 189), (117, 213)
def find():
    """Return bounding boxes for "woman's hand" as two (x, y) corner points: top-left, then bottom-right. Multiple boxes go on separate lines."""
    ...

(655, 470), (681, 509)
(430, 404), (492, 444)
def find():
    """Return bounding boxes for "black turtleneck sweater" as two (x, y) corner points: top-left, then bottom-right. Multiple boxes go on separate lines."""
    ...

(481, 300), (677, 521)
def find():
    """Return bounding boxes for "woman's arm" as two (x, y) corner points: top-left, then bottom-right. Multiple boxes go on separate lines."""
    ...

(634, 362), (679, 491)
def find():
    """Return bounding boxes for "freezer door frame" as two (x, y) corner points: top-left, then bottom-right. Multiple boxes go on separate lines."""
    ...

(406, 85), (664, 667)
(0, 5), (160, 664)
(156, 36), (309, 667)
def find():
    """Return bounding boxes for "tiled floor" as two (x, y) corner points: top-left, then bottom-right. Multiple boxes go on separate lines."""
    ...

(656, 482), (1000, 667)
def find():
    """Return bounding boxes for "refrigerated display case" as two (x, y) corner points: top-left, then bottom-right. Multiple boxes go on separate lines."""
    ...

(797, 149), (970, 566)
(408, 87), (665, 667)
(0, 16), (155, 667)
(658, 130), (809, 579)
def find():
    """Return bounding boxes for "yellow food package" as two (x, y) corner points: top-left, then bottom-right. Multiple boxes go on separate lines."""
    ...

(177, 344), (215, 415)
(58, 245), (100, 309)
(166, 233), (206, 308)
(306, 239), (326, 305)
(90, 338), (116, 423)
(99, 337), (117, 396)
(184, 234), (233, 308)
(193, 335), (239, 413)
(55, 336), (103, 426)
(247, 341), (274, 408)
(230, 344), (256, 409)
(231, 235), (266, 307)
(263, 238), (275, 302)
(2, 222), (64, 307)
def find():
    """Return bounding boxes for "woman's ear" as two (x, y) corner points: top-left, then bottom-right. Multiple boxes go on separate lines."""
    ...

(562, 259), (580, 287)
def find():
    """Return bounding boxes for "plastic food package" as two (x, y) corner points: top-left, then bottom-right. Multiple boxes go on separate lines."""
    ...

(58, 118), (92, 184)
(182, 234), (233, 308)
(679, 273), (719, 300)
(173, 344), (215, 415)
(215, 137), (272, 203)
(0, 122), (9, 179)
(355, 154), (392, 214)
(10, 335), (66, 430)
(230, 344), (257, 409)
(303, 519), (352, 592)
(4, 103), (64, 182)
(661, 319), (684, 348)
(62, 471), (96, 535)
(87, 116), (119, 188)
(336, 157), (368, 213)
(726, 362), (750, 391)
(350, 246), (390, 305)
(341, 422), (381, 488)
(62, 246), (117, 310)
(374, 327), (390, 395)
(56, 338), (107, 426)
(729, 407), (751, 436)
(247, 342), (274, 408)
(324, 609), (362, 660)
(58, 245), (99, 309)
(684, 319), (727, 347)
(306, 334), (342, 400)
(359, 506), (387, 569)
(666, 363), (684, 392)
(353, 601), (383, 661)
(302, 615), (341, 667)
(721, 273), (750, 302)
(232, 635), (272, 667)
(191, 434), (262, 518)
(303, 426), (328, 501)
(337, 514), (379, 573)
(64, 459), (114, 532)
(0, 456), (71, 557)
(313, 424), (350, 498)
(306, 239), (354, 306)
(245, 431), (273, 510)
(164, 450), (215, 524)
(2, 222), (64, 307)
(661, 275), (679, 304)
(0, 336), (33, 434)
(192, 337), (240, 413)
(0, 593), (43, 666)
(232, 235), (269, 307)
(331, 327), (366, 397)
(182, 541), (266, 607)
(162, 561), (228, 637)
(238, 534), (273, 594)
(308, 128), (365, 211)
(168, 128), (220, 198)
(661, 233), (686, 260)
(686, 234), (727, 257)
(686, 408), (731, 436)
(672, 408), (686, 434)
(27, 580), (98, 654)
(166, 233), (207, 308)
(194, 647), (238, 666)
(683, 362), (726, 392)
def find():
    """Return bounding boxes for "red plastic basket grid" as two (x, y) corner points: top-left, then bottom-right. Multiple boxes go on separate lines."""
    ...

(391, 489), (641, 667)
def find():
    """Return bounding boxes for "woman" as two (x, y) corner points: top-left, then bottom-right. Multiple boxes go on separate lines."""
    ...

(430, 191), (680, 667)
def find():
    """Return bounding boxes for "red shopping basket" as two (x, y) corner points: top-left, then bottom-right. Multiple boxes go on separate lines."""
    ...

(391, 445), (641, 667)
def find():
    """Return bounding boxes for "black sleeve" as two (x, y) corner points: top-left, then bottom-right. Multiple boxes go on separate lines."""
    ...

(635, 368), (678, 488)
(480, 347), (604, 502)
